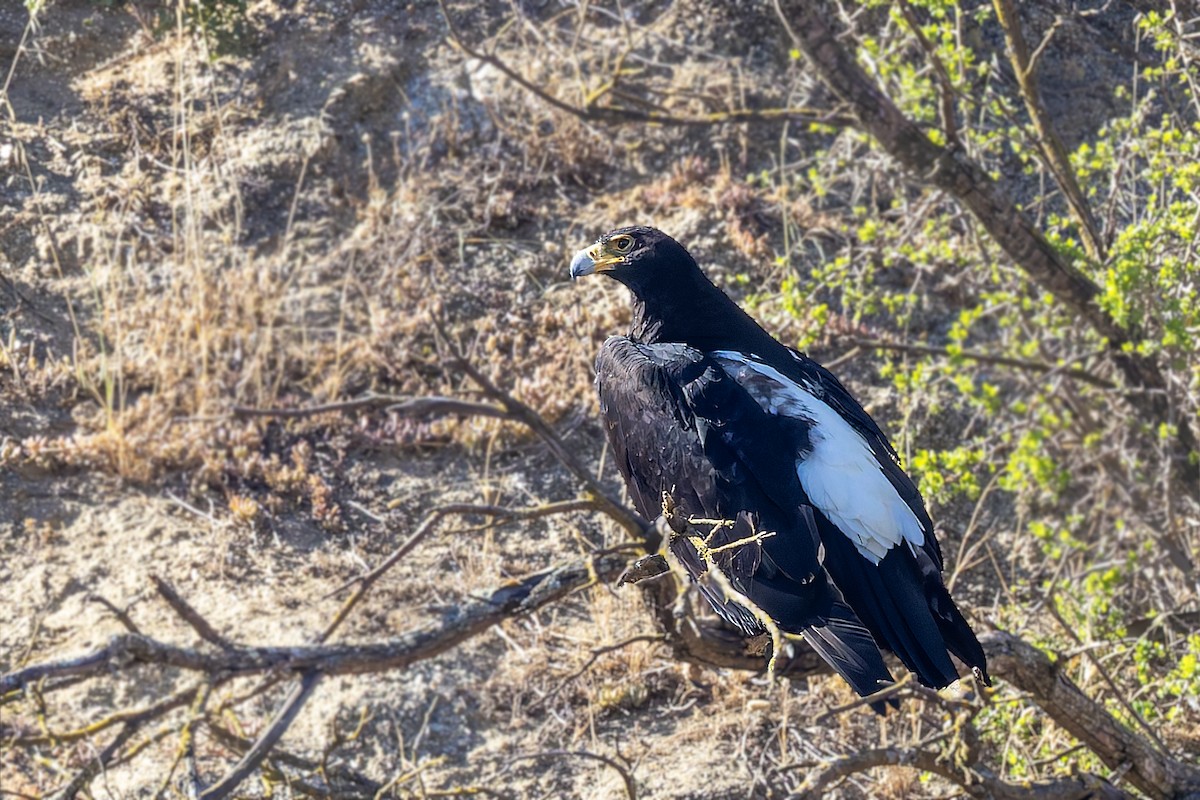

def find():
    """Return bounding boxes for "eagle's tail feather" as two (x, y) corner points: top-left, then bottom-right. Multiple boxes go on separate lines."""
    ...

(803, 600), (898, 714)
(928, 585), (992, 686)
(817, 519), (962, 689)
(860, 550), (961, 688)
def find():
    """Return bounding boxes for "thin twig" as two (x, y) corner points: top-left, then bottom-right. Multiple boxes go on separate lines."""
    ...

(540, 634), (665, 705)
(151, 575), (234, 650)
(431, 312), (649, 539)
(814, 673), (912, 724)
(199, 671), (322, 800)
(847, 337), (1115, 388)
(46, 722), (143, 800)
(1043, 593), (1169, 754)
(896, 0), (959, 146)
(86, 594), (144, 636)
(993, 0), (1104, 260)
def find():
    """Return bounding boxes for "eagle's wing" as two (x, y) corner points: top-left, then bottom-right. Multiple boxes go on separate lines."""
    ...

(709, 350), (988, 688)
(595, 337), (897, 703)
(784, 350), (943, 571)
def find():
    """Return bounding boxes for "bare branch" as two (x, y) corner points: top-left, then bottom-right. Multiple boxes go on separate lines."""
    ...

(199, 671), (321, 800)
(432, 313), (650, 540)
(86, 594), (144, 636)
(540, 634), (665, 706)
(320, 499), (601, 642)
(2, 553), (631, 694)
(993, 0), (1104, 260)
(151, 575), (235, 650)
(981, 630), (1200, 800)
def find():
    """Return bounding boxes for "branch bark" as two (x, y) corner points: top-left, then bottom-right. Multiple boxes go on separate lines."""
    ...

(993, 0), (1105, 260)
(981, 631), (1200, 800)
(1, 554), (630, 694)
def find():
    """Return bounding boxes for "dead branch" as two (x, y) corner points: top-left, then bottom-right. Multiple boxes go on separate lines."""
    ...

(320, 499), (602, 642)
(432, 313), (651, 540)
(1, 553), (630, 694)
(46, 721), (145, 800)
(199, 671), (321, 800)
(204, 722), (384, 798)
(86, 594), (144, 636)
(774, 0), (1199, 489)
(152, 575), (235, 650)
(540, 634), (665, 706)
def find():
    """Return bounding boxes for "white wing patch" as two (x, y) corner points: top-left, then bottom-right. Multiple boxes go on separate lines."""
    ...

(711, 351), (925, 565)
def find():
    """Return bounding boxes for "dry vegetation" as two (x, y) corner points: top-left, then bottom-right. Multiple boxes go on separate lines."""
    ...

(2, 1), (1200, 798)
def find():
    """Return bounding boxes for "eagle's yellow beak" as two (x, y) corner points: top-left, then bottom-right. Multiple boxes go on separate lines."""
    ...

(569, 241), (622, 279)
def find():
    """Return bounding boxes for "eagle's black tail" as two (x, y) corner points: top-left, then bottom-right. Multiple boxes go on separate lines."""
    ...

(927, 583), (991, 685)
(802, 600), (898, 714)
(817, 517), (963, 689)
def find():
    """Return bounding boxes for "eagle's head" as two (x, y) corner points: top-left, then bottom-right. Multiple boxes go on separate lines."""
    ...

(568, 226), (699, 293)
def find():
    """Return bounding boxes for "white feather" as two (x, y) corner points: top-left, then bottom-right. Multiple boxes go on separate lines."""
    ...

(711, 351), (925, 565)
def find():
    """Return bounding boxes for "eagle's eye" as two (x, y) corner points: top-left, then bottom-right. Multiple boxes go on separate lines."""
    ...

(610, 235), (635, 254)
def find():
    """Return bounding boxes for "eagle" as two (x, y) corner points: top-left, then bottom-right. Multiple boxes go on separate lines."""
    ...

(571, 225), (989, 705)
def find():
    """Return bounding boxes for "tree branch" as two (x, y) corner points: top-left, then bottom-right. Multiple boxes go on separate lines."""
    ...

(1, 553), (631, 694)
(775, 0), (1198, 489)
(199, 671), (322, 800)
(981, 630), (1200, 800)
(993, 0), (1105, 260)
(151, 575), (235, 650)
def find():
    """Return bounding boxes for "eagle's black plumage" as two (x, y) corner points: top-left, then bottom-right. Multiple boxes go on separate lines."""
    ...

(572, 226), (989, 704)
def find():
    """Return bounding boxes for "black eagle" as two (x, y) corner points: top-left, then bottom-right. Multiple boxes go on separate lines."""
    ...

(571, 226), (989, 705)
